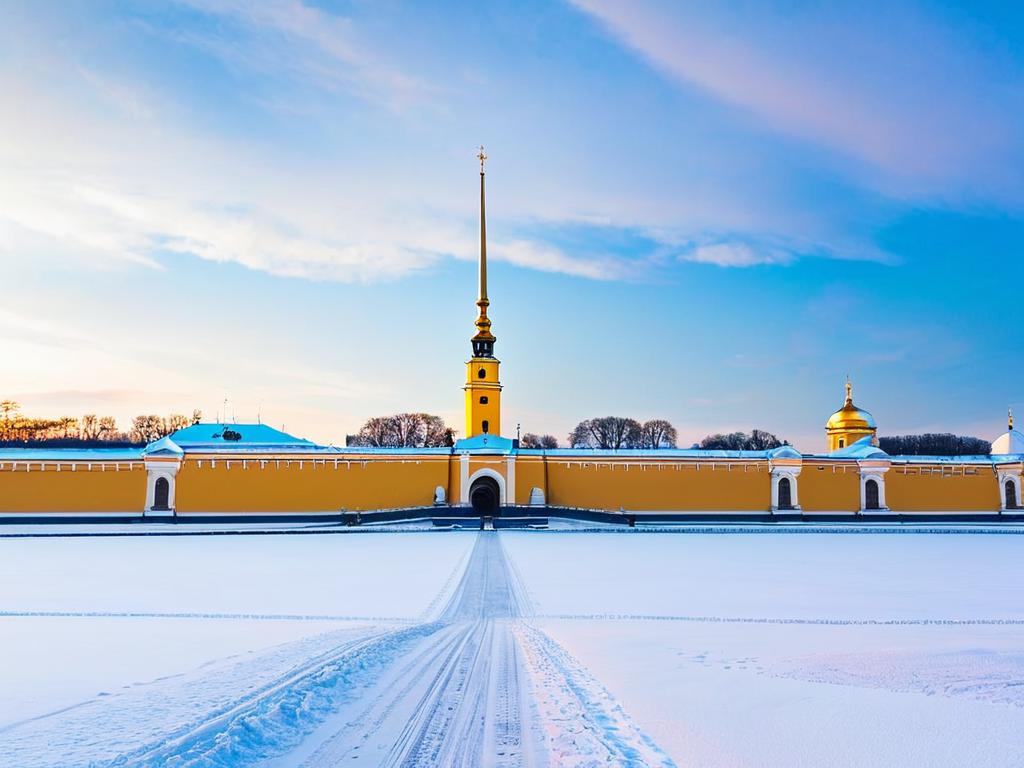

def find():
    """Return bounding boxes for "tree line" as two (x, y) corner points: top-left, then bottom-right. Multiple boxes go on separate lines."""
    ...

(878, 433), (990, 456)
(0, 400), (201, 446)
(347, 413), (455, 448)
(567, 417), (679, 449)
(697, 429), (786, 450)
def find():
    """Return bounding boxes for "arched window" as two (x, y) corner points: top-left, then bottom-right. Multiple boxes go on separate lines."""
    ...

(838, 438), (845, 448)
(153, 477), (170, 511)
(482, 420), (490, 434)
(478, 368), (486, 379)
(865, 478), (880, 510)
(479, 396), (488, 404)
(777, 477), (793, 510)
(1006, 479), (1018, 510)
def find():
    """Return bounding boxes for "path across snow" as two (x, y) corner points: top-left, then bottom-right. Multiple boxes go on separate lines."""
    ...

(0, 533), (675, 767)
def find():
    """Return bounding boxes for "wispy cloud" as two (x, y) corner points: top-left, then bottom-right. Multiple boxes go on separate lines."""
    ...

(681, 242), (794, 269)
(572, 0), (1024, 201)
(169, 0), (432, 110)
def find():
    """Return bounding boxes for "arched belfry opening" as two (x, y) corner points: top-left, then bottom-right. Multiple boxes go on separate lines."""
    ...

(865, 478), (880, 510)
(777, 477), (793, 510)
(1006, 479), (1018, 510)
(153, 477), (170, 511)
(469, 476), (501, 517)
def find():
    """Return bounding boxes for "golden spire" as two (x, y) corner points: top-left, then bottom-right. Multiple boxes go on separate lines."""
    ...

(471, 145), (495, 357)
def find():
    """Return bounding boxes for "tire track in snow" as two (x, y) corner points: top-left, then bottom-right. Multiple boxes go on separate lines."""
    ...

(4, 533), (677, 767)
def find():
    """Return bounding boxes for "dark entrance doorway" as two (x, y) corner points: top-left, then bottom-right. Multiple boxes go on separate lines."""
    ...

(865, 478), (880, 510)
(1006, 480), (1018, 510)
(469, 476), (500, 517)
(153, 477), (170, 511)
(777, 477), (793, 510)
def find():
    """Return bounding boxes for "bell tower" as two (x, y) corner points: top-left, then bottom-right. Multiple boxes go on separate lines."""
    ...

(464, 146), (502, 438)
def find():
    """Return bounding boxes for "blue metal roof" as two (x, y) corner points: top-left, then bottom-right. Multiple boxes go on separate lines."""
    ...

(168, 423), (314, 448)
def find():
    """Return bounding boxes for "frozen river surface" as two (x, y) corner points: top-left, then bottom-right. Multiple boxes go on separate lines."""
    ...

(1, 527), (1022, 766)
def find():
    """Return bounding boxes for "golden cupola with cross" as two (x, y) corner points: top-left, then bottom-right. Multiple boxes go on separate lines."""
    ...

(826, 377), (878, 451)
(464, 146), (502, 438)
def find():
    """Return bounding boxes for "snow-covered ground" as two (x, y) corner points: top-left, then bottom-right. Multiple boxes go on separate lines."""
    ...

(503, 532), (1024, 767)
(1, 528), (1022, 766)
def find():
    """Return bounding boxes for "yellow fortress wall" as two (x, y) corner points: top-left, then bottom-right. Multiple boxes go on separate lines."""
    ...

(0, 462), (146, 514)
(886, 464), (1001, 513)
(797, 462), (862, 512)
(174, 454), (450, 514)
(544, 459), (770, 512)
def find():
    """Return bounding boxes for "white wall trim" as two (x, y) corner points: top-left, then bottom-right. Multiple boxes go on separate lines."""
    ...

(459, 454), (470, 504)
(506, 456), (516, 505)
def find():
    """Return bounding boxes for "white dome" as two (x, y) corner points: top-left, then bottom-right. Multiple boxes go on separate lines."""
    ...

(991, 429), (1024, 455)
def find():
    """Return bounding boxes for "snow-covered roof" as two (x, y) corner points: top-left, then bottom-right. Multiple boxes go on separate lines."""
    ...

(768, 445), (802, 460)
(141, 435), (183, 457)
(888, 454), (1000, 464)
(991, 429), (1024, 456)
(826, 436), (888, 460)
(455, 434), (516, 453)
(168, 423), (315, 449)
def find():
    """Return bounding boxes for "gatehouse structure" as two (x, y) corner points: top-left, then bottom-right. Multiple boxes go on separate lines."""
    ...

(1, 152), (1023, 522)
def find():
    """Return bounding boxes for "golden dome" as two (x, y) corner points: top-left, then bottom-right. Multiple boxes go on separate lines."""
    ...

(826, 379), (876, 431)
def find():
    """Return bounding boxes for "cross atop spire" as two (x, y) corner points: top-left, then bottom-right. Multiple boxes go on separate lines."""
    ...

(845, 376), (853, 405)
(1010, 407), (1014, 431)
(477, 145), (487, 173)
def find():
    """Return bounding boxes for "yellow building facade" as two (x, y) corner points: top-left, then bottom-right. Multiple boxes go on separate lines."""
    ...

(1, 154), (1022, 522)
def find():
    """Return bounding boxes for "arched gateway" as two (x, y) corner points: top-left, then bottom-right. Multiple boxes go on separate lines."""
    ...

(469, 476), (501, 517)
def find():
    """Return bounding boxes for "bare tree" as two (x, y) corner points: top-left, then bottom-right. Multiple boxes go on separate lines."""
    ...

(639, 419), (677, 449)
(521, 433), (559, 449)
(568, 417), (642, 449)
(567, 421), (593, 448)
(131, 415), (165, 444)
(391, 413), (426, 447)
(353, 416), (394, 447)
(162, 414), (193, 434)
(421, 414), (455, 447)
(97, 416), (118, 441)
(80, 414), (100, 441)
(700, 430), (785, 451)
(351, 413), (454, 448)
(0, 400), (19, 441)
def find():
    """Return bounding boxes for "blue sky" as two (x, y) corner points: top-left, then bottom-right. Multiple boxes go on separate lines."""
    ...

(1, 0), (1022, 449)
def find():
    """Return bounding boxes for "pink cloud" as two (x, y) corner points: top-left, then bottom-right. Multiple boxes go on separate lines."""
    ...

(572, 0), (1024, 201)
